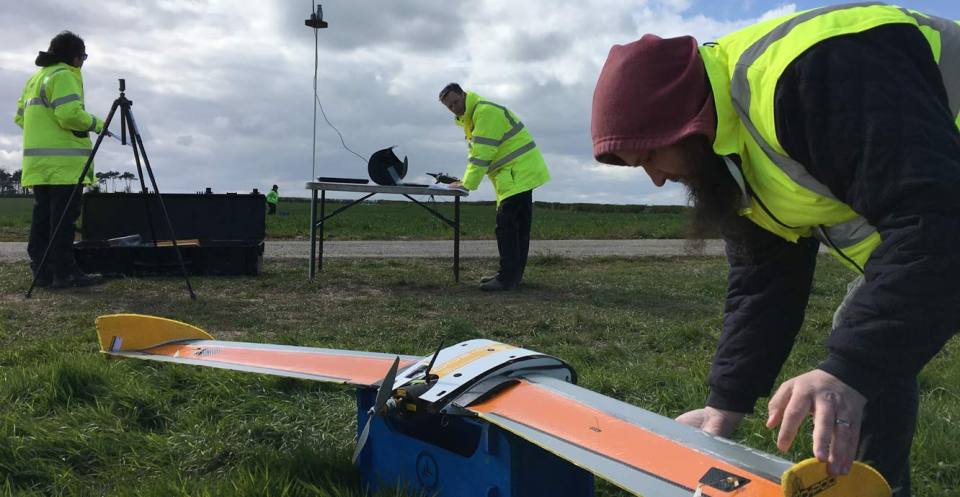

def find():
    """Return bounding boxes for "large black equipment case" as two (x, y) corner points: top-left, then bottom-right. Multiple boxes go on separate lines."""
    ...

(74, 192), (265, 276)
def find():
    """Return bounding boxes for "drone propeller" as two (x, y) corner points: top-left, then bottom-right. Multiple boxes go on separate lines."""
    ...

(353, 356), (401, 464)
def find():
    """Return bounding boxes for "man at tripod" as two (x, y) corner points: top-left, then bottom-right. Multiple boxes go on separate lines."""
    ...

(15, 31), (105, 288)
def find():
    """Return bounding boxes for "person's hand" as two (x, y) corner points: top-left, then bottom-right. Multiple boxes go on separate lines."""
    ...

(448, 181), (464, 188)
(766, 369), (866, 476)
(675, 406), (746, 438)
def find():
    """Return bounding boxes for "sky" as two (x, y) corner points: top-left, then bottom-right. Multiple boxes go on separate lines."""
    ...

(1, 1), (957, 205)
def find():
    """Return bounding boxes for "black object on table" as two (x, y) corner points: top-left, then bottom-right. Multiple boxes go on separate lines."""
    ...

(317, 177), (369, 184)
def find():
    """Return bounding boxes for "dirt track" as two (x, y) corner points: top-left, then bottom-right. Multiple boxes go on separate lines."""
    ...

(0, 239), (725, 263)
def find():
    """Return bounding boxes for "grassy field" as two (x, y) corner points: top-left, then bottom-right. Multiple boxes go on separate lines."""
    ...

(0, 196), (690, 242)
(0, 197), (33, 242)
(0, 256), (957, 496)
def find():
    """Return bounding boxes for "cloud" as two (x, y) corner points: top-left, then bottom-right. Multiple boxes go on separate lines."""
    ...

(0, 0), (808, 204)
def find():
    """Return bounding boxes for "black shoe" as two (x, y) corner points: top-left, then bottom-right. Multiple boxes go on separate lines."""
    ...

(51, 270), (105, 289)
(480, 278), (517, 292)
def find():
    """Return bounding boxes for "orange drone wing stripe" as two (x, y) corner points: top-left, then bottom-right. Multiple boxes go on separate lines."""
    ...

(145, 344), (417, 385)
(470, 380), (782, 496)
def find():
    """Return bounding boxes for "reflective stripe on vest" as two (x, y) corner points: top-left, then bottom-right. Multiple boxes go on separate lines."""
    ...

(469, 157), (492, 167)
(25, 93), (81, 109)
(23, 148), (91, 157)
(727, 3), (960, 263)
(490, 141), (536, 173)
(902, 9), (960, 116)
(38, 68), (69, 107)
(472, 100), (527, 148)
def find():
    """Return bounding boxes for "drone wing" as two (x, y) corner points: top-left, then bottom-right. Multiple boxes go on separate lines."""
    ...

(95, 314), (421, 388)
(463, 373), (790, 497)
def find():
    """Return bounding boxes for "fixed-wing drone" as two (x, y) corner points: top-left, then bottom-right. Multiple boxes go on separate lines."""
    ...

(95, 314), (890, 497)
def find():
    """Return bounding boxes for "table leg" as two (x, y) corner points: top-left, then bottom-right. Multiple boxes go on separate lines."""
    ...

(454, 196), (461, 282)
(319, 189), (326, 274)
(309, 188), (318, 279)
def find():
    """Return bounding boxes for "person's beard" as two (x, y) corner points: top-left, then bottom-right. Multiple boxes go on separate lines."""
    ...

(678, 136), (746, 247)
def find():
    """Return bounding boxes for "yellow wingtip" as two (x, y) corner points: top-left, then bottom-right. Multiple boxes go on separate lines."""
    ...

(95, 314), (214, 353)
(782, 458), (891, 497)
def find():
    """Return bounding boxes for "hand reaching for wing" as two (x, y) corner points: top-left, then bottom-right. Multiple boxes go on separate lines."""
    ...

(676, 406), (746, 438)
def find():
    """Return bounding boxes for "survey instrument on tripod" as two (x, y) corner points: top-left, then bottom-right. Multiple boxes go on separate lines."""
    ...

(27, 79), (196, 300)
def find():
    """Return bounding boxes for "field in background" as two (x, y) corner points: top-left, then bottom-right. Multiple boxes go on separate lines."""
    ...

(0, 196), (692, 242)
(0, 196), (32, 242)
(0, 256), (957, 496)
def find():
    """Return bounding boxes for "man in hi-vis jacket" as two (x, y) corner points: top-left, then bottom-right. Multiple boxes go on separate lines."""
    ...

(439, 83), (550, 291)
(591, 4), (960, 495)
(16, 31), (106, 288)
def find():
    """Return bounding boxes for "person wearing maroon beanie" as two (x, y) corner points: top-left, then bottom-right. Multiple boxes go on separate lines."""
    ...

(591, 5), (960, 496)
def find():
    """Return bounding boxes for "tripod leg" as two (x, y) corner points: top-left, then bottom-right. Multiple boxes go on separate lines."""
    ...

(123, 102), (162, 271)
(125, 106), (197, 300)
(26, 98), (121, 298)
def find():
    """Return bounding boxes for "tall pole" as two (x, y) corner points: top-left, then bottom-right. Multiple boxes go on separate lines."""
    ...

(306, 3), (328, 180)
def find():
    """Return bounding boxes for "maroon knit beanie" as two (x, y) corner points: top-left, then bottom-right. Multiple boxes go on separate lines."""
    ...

(591, 34), (716, 165)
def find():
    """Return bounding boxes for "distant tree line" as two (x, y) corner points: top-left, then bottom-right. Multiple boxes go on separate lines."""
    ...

(0, 167), (140, 194)
(0, 168), (26, 194)
(93, 170), (138, 193)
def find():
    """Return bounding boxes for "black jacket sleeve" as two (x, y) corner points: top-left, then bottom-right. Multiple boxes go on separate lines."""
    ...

(707, 222), (819, 413)
(773, 23), (960, 400)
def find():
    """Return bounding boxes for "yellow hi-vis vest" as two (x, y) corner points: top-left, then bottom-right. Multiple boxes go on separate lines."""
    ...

(456, 92), (550, 205)
(15, 63), (103, 187)
(700, 3), (960, 273)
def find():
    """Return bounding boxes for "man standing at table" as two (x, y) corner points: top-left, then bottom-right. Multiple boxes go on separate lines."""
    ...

(439, 83), (550, 291)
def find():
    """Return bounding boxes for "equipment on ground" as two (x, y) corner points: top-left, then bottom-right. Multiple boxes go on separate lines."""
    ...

(95, 314), (891, 497)
(74, 191), (265, 276)
(26, 80), (195, 300)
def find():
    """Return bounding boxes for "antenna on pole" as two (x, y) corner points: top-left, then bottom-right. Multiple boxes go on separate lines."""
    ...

(306, 3), (328, 180)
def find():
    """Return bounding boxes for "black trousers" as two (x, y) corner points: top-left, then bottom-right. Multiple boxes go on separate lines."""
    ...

(267, 202), (277, 215)
(494, 189), (532, 285)
(27, 185), (82, 277)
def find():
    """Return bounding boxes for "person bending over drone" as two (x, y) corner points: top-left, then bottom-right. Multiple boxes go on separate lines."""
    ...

(591, 5), (960, 496)
(439, 83), (550, 291)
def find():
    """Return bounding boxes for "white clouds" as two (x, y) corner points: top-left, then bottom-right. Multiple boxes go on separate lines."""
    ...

(0, 0), (805, 204)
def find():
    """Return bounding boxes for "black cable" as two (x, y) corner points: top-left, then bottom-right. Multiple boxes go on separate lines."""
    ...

(315, 93), (368, 164)
(310, 1), (367, 167)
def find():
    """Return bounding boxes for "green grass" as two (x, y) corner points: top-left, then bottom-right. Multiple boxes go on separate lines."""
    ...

(0, 197), (32, 242)
(0, 256), (957, 496)
(0, 197), (691, 242)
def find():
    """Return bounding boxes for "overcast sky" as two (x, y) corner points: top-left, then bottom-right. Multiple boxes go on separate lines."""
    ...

(1, 1), (957, 204)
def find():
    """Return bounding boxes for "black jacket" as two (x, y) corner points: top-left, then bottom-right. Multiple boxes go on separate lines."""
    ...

(707, 24), (960, 412)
